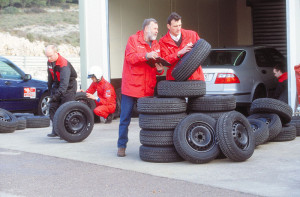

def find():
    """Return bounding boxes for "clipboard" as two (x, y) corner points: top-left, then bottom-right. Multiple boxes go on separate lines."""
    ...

(147, 57), (171, 67)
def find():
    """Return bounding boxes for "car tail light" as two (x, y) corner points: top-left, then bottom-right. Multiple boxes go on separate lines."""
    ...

(215, 73), (240, 84)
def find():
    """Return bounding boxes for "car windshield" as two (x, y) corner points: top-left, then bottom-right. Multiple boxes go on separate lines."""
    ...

(203, 50), (246, 66)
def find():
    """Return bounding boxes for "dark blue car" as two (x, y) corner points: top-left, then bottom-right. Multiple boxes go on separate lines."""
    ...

(0, 56), (50, 115)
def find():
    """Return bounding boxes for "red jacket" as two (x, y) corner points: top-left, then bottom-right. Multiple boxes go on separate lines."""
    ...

(159, 29), (204, 81)
(86, 77), (116, 107)
(121, 30), (164, 98)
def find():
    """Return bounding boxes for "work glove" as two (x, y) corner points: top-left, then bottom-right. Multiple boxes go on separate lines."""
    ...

(50, 94), (60, 103)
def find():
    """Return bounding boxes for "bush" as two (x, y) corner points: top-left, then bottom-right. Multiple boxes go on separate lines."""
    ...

(26, 33), (34, 42)
(24, 7), (46, 13)
(61, 4), (70, 10)
(2, 6), (19, 14)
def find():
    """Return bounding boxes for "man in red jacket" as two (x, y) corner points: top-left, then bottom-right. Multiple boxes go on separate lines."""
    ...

(272, 64), (288, 103)
(117, 18), (164, 157)
(159, 12), (204, 81)
(85, 66), (116, 123)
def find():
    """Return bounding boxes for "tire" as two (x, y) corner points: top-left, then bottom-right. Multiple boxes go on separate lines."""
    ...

(112, 88), (121, 118)
(247, 119), (269, 146)
(172, 39), (211, 81)
(271, 124), (296, 142)
(35, 91), (50, 116)
(75, 92), (96, 111)
(157, 80), (206, 98)
(25, 116), (50, 128)
(0, 108), (18, 133)
(216, 111), (255, 162)
(250, 98), (293, 124)
(173, 113), (220, 163)
(16, 117), (27, 130)
(196, 111), (232, 120)
(139, 145), (183, 163)
(140, 130), (174, 146)
(53, 101), (94, 143)
(139, 113), (187, 130)
(188, 95), (236, 112)
(137, 97), (187, 114)
(289, 116), (300, 136)
(247, 113), (282, 141)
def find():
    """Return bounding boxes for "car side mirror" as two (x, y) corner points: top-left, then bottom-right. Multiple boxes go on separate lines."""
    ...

(23, 74), (32, 81)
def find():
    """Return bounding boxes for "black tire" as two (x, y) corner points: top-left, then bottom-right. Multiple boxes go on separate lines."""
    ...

(75, 92), (96, 111)
(16, 117), (27, 130)
(250, 98), (293, 124)
(173, 113), (220, 163)
(35, 91), (50, 116)
(0, 108), (18, 133)
(139, 145), (183, 163)
(137, 97), (187, 114)
(139, 113), (187, 130)
(53, 101), (94, 143)
(271, 124), (296, 142)
(289, 116), (300, 136)
(112, 88), (121, 118)
(247, 113), (282, 141)
(188, 95), (236, 112)
(247, 119), (269, 146)
(157, 80), (206, 98)
(25, 116), (50, 128)
(172, 39), (211, 81)
(140, 130), (174, 146)
(196, 111), (232, 120)
(216, 111), (255, 162)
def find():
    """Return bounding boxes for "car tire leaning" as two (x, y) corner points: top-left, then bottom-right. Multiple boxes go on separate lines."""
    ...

(0, 108), (18, 133)
(53, 101), (94, 143)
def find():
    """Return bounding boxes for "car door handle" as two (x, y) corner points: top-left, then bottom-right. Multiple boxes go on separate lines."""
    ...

(4, 81), (11, 85)
(261, 70), (267, 74)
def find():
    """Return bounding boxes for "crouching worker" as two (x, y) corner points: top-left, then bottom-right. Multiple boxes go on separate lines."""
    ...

(85, 66), (116, 123)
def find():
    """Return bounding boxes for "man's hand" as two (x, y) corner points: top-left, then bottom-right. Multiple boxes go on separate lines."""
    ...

(155, 63), (164, 72)
(177, 42), (193, 57)
(50, 94), (60, 103)
(86, 93), (97, 100)
(146, 51), (158, 60)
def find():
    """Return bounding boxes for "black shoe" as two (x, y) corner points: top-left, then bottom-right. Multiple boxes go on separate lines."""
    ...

(47, 133), (58, 137)
(105, 114), (113, 124)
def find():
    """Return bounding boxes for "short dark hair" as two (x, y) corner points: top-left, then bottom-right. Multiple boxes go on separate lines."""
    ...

(274, 64), (287, 73)
(167, 12), (181, 25)
(142, 18), (157, 30)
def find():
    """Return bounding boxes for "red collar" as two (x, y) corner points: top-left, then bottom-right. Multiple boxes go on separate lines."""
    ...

(278, 72), (287, 82)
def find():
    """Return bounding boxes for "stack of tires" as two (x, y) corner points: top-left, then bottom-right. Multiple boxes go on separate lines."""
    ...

(248, 98), (297, 145)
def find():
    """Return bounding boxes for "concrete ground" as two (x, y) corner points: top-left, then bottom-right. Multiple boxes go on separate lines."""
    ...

(0, 117), (300, 197)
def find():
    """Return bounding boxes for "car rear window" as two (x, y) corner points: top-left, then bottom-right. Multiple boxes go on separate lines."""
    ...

(203, 50), (246, 66)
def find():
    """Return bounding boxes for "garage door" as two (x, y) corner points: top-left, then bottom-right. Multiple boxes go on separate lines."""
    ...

(250, 0), (286, 56)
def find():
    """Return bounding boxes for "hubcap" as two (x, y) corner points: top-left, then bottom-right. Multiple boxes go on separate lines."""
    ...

(186, 122), (214, 151)
(41, 96), (50, 116)
(64, 110), (87, 134)
(0, 112), (12, 122)
(232, 122), (249, 149)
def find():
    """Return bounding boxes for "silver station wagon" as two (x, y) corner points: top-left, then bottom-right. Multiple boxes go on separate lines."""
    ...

(202, 46), (286, 107)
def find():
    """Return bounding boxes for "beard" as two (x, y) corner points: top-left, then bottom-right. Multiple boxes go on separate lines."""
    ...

(146, 29), (157, 41)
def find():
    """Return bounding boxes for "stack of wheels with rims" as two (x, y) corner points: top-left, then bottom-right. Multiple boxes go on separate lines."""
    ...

(248, 98), (296, 145)
(137, 97), (187, 163)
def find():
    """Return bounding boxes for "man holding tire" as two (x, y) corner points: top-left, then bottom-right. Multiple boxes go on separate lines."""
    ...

(45, 45), (78, 137)
(117, 18), (164, 157)
(159, 12), (205, 81)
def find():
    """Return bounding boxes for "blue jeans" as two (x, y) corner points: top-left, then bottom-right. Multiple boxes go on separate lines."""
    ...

(118, 94), (137, 148)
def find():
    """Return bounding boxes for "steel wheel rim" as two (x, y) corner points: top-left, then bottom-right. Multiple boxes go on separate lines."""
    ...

(186, 122), (214, 152)
(64, 110), (86, 134)
(0, 112), (12, 122)
(232, 121), (249, 149)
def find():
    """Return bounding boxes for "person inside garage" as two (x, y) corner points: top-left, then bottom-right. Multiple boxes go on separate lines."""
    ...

(82, 66), (116, 124)
(272, 64), (288, 103)
(117, 18), (164, 157)
(45, 45), (78, 137)
(159, 12), (205, 81)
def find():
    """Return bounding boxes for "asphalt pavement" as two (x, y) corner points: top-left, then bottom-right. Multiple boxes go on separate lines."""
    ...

(0, 117), (300, 197)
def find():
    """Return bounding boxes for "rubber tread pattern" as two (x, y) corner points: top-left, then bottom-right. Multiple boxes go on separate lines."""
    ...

(139, 145), (183, 163)
(188, 95), (236, 112)
(140, 130), (174, 146)
(271, 124), (296, 142)
(139, 113), (187, 130)
(0, 108), (17, 133)
(26, 116), (50, 128)
(247, 119), (269, 146)
(172, 39), (211, 81)
(157, 80), (206, 98)
(137, 97), (187, 114)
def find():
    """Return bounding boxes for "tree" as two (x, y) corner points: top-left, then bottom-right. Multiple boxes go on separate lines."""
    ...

(0, 0), (9, 9)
